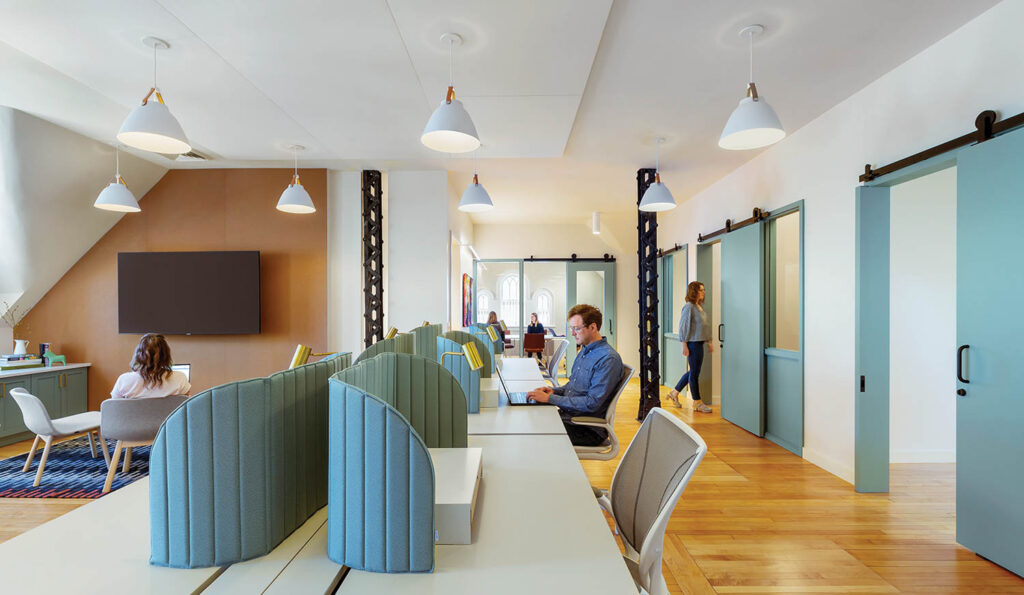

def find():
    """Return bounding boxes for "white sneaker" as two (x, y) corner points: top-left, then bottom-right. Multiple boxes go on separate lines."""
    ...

(694, 403), (712, 413)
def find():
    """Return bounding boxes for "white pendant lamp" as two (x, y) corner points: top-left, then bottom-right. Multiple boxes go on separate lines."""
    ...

(276, 145), (315, 214)
(421, 33), (480, 154)
(592, 212), (601, 235)
(94, 145), (140, 213)
(719, 25), (785, 151)
(117, 37), (191, 155)
(458, 150), (493, 212)
(639, 138), (676, 212)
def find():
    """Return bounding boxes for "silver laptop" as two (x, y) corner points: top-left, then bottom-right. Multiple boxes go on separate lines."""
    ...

(495, 365), (543, 406)
(171, 363), (191, 381)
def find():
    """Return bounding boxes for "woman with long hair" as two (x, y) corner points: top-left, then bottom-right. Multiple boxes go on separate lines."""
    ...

(110, 333), (191, 399)
(666, 282), (713, 413)
(526, 312), (545, 360)
(486, 310), (505, 343)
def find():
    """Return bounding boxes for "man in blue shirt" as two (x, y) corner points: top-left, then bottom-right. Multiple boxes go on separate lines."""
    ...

(527, 304), (624, 446)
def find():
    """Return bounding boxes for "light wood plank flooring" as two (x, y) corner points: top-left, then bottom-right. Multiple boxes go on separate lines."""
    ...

(1, 380), (1021, 592)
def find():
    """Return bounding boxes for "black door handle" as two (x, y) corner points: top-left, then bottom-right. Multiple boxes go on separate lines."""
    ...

(957, 344), (970, 384)
(718, 323), (724, 342)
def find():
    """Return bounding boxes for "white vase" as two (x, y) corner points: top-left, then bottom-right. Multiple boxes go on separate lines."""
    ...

(13, 339), (29, 355)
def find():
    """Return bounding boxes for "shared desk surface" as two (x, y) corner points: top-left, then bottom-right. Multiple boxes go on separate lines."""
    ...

(0, 359), (635, 594)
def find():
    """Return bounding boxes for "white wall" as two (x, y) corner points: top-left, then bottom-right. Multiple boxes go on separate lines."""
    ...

(0, 107), (166, 331)
(387, 170), (449, 332)
(889, 167), (957, 462)
(662, 1), (1024, 483)
(327, 170), (364, 355)
(473, 212), (639, 369)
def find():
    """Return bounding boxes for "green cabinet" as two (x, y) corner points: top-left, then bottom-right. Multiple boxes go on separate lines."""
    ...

(0, 366), (89, 446)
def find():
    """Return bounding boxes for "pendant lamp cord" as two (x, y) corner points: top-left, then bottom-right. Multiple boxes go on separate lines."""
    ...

(473, 147), (480, 184)
(115, 144), (121, 183)
(153, 43), (158, 90)
(748, 31), (754, 84)
(655, 138), (662, 184)
(292, 148), (300, 185)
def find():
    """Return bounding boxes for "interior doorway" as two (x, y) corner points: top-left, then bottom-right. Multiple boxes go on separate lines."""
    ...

(695, 241), (721, 408)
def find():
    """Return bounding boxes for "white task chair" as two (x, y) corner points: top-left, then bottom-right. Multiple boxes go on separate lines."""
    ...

(596, 408), (707, 595)
(543, 338), (569, 387)
(100, 395), (187, 493)
(569, 364), (634, 461)
(9, 387), (110, 487)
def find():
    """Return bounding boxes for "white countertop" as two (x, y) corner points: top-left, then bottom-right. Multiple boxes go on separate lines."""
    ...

(497, 357), (545, 382)
(0, 362), (90, 378)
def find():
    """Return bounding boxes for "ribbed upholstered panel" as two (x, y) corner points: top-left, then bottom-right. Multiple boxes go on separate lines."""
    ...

(354, 334), (415, 364)
(149, 353), (350, 568)
(332, 353), (468, 448)
(410, 323), (443, 361)
(327, 381), (435, 573)
(436, 336), (480, 413)
(448, 330), (493, 379)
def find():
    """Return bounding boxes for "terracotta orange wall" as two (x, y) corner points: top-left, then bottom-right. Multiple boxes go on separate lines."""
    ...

(20, 168), (328, 410)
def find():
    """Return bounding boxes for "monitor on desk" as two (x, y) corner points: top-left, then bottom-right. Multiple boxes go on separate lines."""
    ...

(171, 363), (191, 381)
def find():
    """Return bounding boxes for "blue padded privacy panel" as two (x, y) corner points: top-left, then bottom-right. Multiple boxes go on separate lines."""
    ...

(327, 381), (435, 573)
(354, 334), (415, 364)
(449, 330), (493, 379)
(149, 352), (351, 568)
(410, 323), (443, 361)
(436, 336), (481, 413)
(333, 353), (468, 448)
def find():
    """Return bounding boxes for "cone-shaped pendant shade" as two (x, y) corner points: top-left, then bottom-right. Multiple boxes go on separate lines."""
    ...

(639, 178), (676, 212)
(118, 98), (190, 154)
(277, 176), (315, 214)
(422, 88), (480, 153)
(719, 95), (785, 150)
(458, 174), (493, 212)
(94, 180), (140, 212)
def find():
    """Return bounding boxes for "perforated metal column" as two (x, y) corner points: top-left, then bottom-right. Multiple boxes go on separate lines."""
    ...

(362, 170), (384, 348)
(636, 167), (661, 421)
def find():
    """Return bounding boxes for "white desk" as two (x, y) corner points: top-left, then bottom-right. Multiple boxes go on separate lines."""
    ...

(497, 357), (545, 382)
(0, 479), (222, 594)
(330, 434), (639, 594)
(467, 402), (565, 435)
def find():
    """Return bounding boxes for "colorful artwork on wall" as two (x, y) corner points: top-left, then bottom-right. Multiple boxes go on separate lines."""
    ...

(462, 274), (473, 327)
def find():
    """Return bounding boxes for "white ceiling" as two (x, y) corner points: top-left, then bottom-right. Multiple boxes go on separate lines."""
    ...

(0, 0), (1000, 223)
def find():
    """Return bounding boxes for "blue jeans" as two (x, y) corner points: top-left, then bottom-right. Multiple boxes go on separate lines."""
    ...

(674, 341), (704, 401)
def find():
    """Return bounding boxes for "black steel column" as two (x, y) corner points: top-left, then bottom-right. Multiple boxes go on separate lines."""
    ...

(636, 167), (661, 421)
(362, 170), (384, 347)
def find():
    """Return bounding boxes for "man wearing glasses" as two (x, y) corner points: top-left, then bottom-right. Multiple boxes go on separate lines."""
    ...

(527, 304), (623, 446)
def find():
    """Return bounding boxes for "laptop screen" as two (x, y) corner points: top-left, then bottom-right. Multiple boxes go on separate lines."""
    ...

(171, 363), (191, 381)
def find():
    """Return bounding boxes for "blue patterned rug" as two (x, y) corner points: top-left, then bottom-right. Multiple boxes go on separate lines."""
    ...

(0, 436), (150, 498)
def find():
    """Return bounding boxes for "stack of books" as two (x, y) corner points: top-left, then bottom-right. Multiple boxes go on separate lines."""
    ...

(0, 353), (44, 371)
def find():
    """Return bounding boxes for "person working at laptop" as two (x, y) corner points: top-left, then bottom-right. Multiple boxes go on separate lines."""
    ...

(526, 304), (623, 446)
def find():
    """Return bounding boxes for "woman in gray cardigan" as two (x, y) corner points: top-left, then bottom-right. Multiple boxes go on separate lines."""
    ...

(667, 281), (713, 412)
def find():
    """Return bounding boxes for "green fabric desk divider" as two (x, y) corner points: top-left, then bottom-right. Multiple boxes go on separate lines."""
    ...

(410, 323), (443, 361)
(327, 380), (435, 573)
(149, 352), (351, 568)
(332, 353), (468, 448)
(354, 334), (415, 365)
(449, 330), (493, 379)
(437, 336), (481, 413)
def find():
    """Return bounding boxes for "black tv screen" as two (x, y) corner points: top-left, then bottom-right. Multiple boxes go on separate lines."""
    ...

(118, 251), (261, 335)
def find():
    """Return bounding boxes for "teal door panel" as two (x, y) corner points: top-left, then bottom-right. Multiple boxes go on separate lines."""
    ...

(658, 255), (669, 377)
(566, 262), (616, 371)
(663, 340), (686, 391)
(695, 244), (716, 403)
(764, 349), (802, 456)
(854, 185), (891, 493)
(30, 372), (61, 419)
(956, 130), (1024, 576)
(720, 223), (764, 436)
(1, 377), (32, 437)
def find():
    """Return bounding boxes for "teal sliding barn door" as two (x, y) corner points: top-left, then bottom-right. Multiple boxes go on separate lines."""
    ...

(955, 130), (1024, 576)
(720, 223), (764, 436)
(566, 261), (617, 371)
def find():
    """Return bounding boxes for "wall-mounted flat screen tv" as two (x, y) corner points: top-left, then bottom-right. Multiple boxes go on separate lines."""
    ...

(118, 251), (261, 335)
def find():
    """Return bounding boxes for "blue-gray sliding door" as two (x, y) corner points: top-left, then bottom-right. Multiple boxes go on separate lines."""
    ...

(720, 222), (764, 436)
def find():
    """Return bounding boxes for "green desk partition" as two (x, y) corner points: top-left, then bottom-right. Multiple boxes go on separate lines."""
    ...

(409, 323), (443, 361)
(448, 330), (493, 379)
(332, 353), (468, 448)
(150, 352), (352, 568)
(354, 334), (415, 365)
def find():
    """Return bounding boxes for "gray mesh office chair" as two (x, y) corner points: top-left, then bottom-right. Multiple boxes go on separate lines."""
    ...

(596, 408), (707, 595)
(543, 338), (569, 387)
(569, 364), (634, 461)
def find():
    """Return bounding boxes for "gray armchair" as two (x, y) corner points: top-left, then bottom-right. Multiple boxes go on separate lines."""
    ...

(100, 396), (187, 493)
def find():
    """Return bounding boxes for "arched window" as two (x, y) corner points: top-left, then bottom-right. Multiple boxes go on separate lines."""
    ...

(533, 289), (554, 326)
(476, 290), (493, 325)
(499, 275), (520, 327)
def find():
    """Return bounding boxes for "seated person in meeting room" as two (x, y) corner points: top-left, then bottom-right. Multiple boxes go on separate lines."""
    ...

(486, 310), (505, 343)
(110, 333), (191, 399)
(526, 312), (545, 360)
(526, 304), (623, 446)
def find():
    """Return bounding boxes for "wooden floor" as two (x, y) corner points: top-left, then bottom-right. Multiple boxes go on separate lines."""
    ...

(1, 380), (1022, 593)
